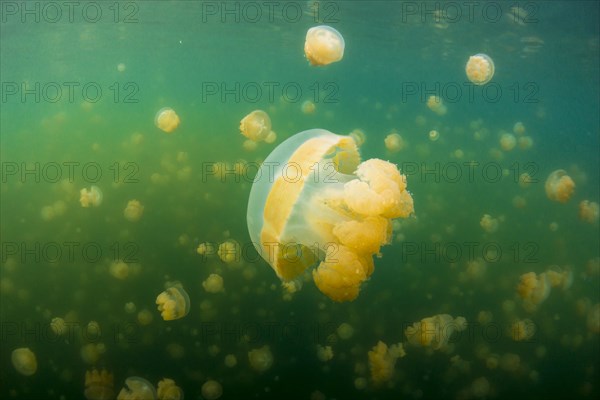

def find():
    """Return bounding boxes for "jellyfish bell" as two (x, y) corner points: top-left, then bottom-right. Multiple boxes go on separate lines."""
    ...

(117, 377), (156, 400)
(80, 185), (103, 207)
(155, 107), (180, 133)
(466, 54), (495, 85)
(304, 25), (345, 66)
(156, 284), (190, 321)
(156, 378), (183, 400)
(85, 369), (114, 400)
(246, 129), (414, 302)
(240, 110), (272, 142)
(11, 347), (37, 376)
(545, 169), (575, 203)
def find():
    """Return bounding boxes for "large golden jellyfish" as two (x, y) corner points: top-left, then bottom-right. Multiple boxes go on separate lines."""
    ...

(11, 347), (37, 376)
(465, 54), (495, 85)
(247, 129), (414, 302)
(154, 107), (180, 133)
(545, 169), (575, 203)
(304, 25), (345, 66)
(156, 283), (190, 321)
(117, 377), (156, 400)
(240, 110), (272, 142)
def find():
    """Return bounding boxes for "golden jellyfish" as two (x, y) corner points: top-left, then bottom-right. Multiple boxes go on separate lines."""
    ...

(248, 345), (274, 372)
(201, 380), (223, 400)
(85, 369), (114, 400)
(499, 133), (517, 151)
(546, 266), (573, 290)
(511, 319), (536, 341)
(336, 322), (354, 340)
(404, 314), (467, 350)
(304, 25), (345, 66)
(240, 110), (272, 142)
(384, 133), (406, 152)
(426, 95), (447, 116)
(137, 309), (154, 325)
(50, 317), (67, 336)
(466, 53), (495, 85)
(513, 121), (526, 135)
(117, 377), (156, 400)
(317, 345), (334, 362)
(202, 273), (224, 293)
(579, 200), (600, 223)
(368, 341), (405, 385)
(109, 259), (129, 280)
(545, 169), (575, 203)
(80, 185), (103, 207)
(518, 136), (534, 150)
(11, 347), (37, 376)
(301, 100), (316, 114)
(517, 272), (551, 312)
(124, 199), (144, 222)
(157, 378), (183, 400)
(428, 129), (440, 141)
(349, 128), (366, 147)
(156, 284), (190, 321)
(217, 240), (240, 263)
(155, 107), (180, 133)
(480, 214), (499, 233)
(224, 354), (237, 368)
(246, 129), (414, 302)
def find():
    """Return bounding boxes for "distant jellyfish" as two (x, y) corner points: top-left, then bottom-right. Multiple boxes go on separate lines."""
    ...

(50, 317), (67, 336)
(137, 309), (154, 325)
(246, 129), (414, 302)
(301, 100), (316, 114)
(224, 354), (237, 368)
(109, 260), (130, 280)
(587, 303), (600, 334)
(336, 323), (354, 340)
(85, 369), (114, 400)
(264, 130), (277, 144)
(218, 240), (240, 263)
(117, 63), (126, 72)
(517, 272), (551, 312)
(518, 136), (534, 150)
(499, 133), (517, 151)
(80, 186), (103, 207)
(545, 169), (575, 203)
(316, 345), (334, 362)
(426, 95), (447, 116)
(579, 200), (599, 223)
(368, 341), (405, 385)
(243, 139), (258, 152)
(304, 25), (345, 66)
(480, 214), (499, 233)
(156, 378), (183, 400)
(240, 110), (272, 142)
(511, 319), (536, 341)
(156, 283), (190, 321)
(117, 377), (156, 400)
(513, 122), (526, 135)
(428, 129), (440, 141)
(155, 108), (180, 133)
(384, 133), (406, 152)
(202, 273), (224, 293)
(11, 347), (37, 376)
(124, 199), (144, 221)
(405, 314), (467, 350)
(349, 129), (366, 147)
(248, 345), (273, 372)
(466, 53), (495, 85)
(201, 380), (223, 400)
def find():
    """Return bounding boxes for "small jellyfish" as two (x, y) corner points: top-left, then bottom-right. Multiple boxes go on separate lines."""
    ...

(517, 272), (551, 312)
(109, 260), (130, 280)
(240, 110), (272, 142)
(304, 25), (345, 66)
(201, 380), (222, 400)
(156, 378), (183, 400)
(348, 129), (366, 147)
(405, 314), (467, 350)
(11, 347), (37, 376)
(518, 136), (534, 150)
(316, 345), (334, 362)
(545, 169), (575, 203)
(513, 122), (526, 135)
(224, 354), (237, 368)
(466, 54), (495, 85)
(428, 129), (440, 141)
(248, 345), (273, 372)
(579, 200), (600, 223)
(511, 319), (536, 341)
(368, 341), (405, 385)
(156, 284), (190, 321)
(117, 377), (156, 400)
(499, 133), (517, 151)
(137, 309), (154, 325)
(336, 323), (354, 340)
(124, 199), (144, 221)
(384, 133), (406, 152)
(217, 240), (240, 263)
(301, 100), (316, 114)
(426, 95), (447, 116)
(202, 273), (224, 293)
(246, 129), (414, 302)
(264, 130), (277, 144)
(155, 108), (180, 133)
(480, 214), (499, 233)
(85, 369), (114, 400)
(587, 303), (600, 334)
(80, 186), (103, 207)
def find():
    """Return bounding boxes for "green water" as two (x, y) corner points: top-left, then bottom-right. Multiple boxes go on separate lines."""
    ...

(1, 1), (599, 399)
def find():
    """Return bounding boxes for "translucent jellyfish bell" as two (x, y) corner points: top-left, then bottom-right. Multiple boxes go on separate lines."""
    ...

(465, 54), (495, 85)
(155, 107), (180, 133)
(247, 129), (414, 302)
(156, 284), (190, 321)
(11, 347), (37, 376)
(304, 25), (345, 66)
(240, 110), (272, 142)
(545, 169), (575, 203)
(117, 377), (156, 400)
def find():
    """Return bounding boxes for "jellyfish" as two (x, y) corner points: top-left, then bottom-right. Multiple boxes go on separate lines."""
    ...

(124, 200), (144, 221)
(156, 378), (183, 400)
(480, 214), (499, 233)
(304, 25), (345, 66)
(513, 122), (526, 135)
(368, 341), (405, 385)
(109, 260), (129, 280)
(336, 323), (354, 340)
(317, 345), (334, 362)
(404, 314), (467, 350)
(240, 110), (271, 142)
(202, 273), (224, 293)
(11, 347), (37, 376)
(384, 133), (405, 152)
(246, 129), (414, 302)
(545, 169), (575, 203)
(156, 284), (190, 321)
(499, 133), (517, 151)
(80, 186), (103, 207)
(545, 266), (573, 290)
(224, 354), (237, 368)
(587, 303), (600, 334)
(155, 108), (180, 133)
(201, 380), (222, 400)
(301, 100), (316, 114)
(517, 272), (550, 312)
(426, 95), (447, 116)
(50, 317), (67, 336)
(248, 345), (273, 372)
(117, 377), (157, 400)
(428, 129), (440, 141)
(348, 129), (366, 147)
(85, 369), (114, 400)
(511, 319), (536, 341)
(217, 240), (240, 263)
(579, 200), (600, 223)
(466, 54), (495, 85)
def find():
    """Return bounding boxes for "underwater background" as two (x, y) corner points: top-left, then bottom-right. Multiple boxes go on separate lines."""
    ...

(1, 1), (599, 399)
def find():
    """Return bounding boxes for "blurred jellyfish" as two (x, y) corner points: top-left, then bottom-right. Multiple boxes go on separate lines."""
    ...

(368, 341), (405, 385)
(11, 347), (37, 376)
(156, 378), (183, 400)
(240, 110), (272, 142)
(85, 369), (114, 400)
(156, 283), (190, 321)
(217, 240), (240, 263)
(426, 95), (447, 116)
(117, 63), (126, 72)
(243, 139), (258, 152)
(546, 266), (573, 290)
(301, 100), (316, 114)
(470, 377), (491, 398)
(517, 272), (551, 312)
(248, 345), (273, 372)
(579, 200), (600, 223)
(124, 200), (144, 222)
(499, 133), (517, 151)
(480, 214), (499, 233)
(405, 314), (467, 350)
(80, 186), (103, 207)
(155, 108), (180, 133)
(336, 323), (354, 340)
(513, 122), (526, 135)
(428, 129), (440, 141)
(384, 133), (406, 152)
(545, 169), (575, 203)
(511, 319), (536, 341)
(518, 136), (534, 150)
(137, 309), (154, 325)
(349, 129), (366, 147)
(304, 25), (345, 66)
(117, 377), (156, 400)
(246, 129), (414, 302)
(201, 380), (222, 400)
(316, 345), (334, 362)
(466, 54), (495, 85)
(202, 273), (224, 293)
(109, 260), (130, 280)
(50, 317), (67, 336)
(224, 354), (237, 368)
(264, 130), (277, 144)
(587, 304), (600, 334)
